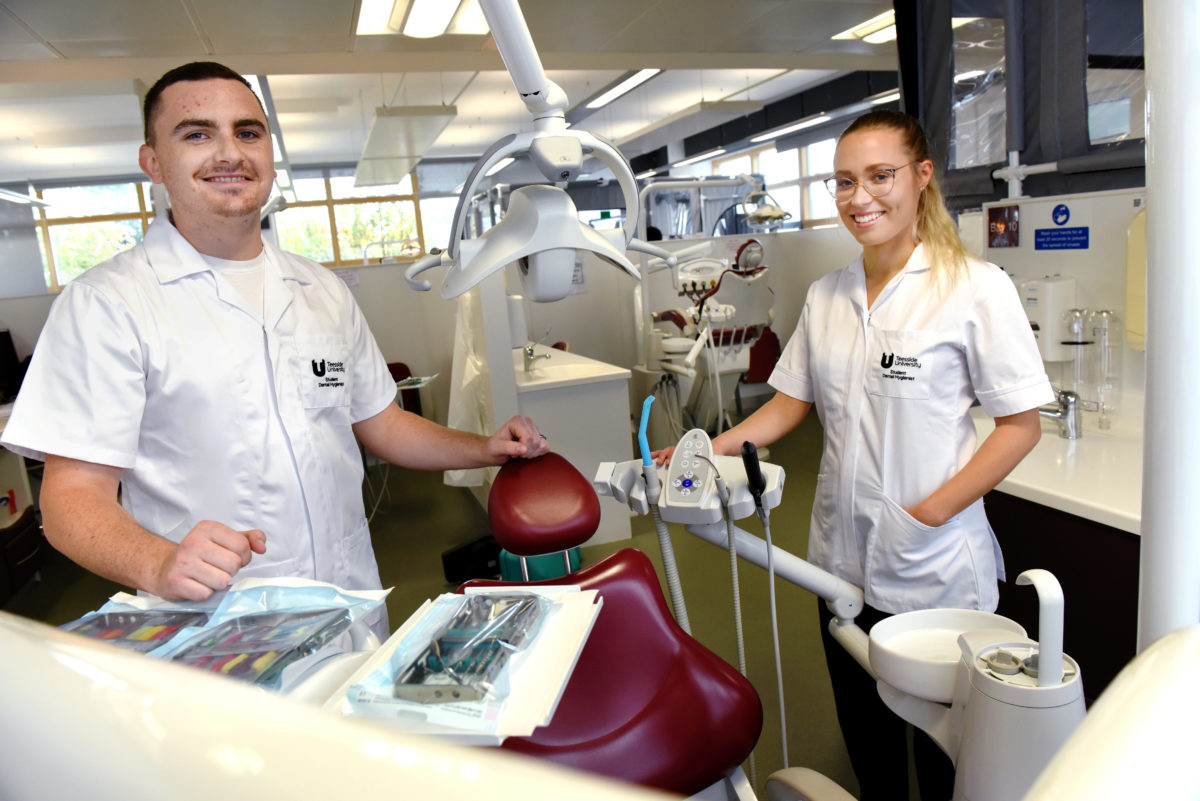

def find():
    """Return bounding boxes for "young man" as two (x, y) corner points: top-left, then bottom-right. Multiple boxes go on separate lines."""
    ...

(1, 62), (548, 620)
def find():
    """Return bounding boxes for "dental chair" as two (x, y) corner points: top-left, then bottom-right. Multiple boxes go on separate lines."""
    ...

(461, 452), (763, 797)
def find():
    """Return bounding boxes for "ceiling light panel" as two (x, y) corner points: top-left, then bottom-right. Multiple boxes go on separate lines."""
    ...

(354, 104), (456, 187)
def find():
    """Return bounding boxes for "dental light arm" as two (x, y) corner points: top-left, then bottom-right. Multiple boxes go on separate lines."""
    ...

(478, 0), (567, 120)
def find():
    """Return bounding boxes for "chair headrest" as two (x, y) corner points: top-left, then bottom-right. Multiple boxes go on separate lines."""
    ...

(487, 453), (601, 555)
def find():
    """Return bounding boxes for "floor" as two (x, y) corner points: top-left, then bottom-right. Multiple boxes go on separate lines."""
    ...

(2, 413), (865, 799)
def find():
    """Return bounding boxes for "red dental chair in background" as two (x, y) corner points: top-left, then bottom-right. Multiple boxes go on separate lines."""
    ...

(461, 452), (763, 797)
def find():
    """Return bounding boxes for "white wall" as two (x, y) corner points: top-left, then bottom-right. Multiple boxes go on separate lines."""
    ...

(982, 187), (1146, 422)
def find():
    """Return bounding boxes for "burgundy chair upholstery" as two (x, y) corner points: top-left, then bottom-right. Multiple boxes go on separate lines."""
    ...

(463, 453), (763, 796)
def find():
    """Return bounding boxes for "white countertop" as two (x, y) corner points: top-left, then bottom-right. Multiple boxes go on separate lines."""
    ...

(973, 407), (1142, 535)
(512, 345), (631, 393)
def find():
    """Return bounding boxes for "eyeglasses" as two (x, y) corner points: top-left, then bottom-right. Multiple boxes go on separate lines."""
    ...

(823, 161), (920, 200)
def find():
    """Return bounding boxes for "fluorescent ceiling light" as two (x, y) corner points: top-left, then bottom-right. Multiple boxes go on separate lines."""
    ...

(485, 157), (516, 177)
(635, 169), (659, 180)
(0, 187), (50, 207)
(871, 91), (902, 105)
(862, 26), (897, 44)
(355, 104), (457, 187)
(673, 148), (725, 168)
(448, 0), (488, 34)
(832, 10), (896, 43)
(952, 17), (982, 28)
(404, 0), (459, 38)
(356, 0), (398, 35)
(585, 69), (661, 110)
(357, 0), (488, 36)
(750, 114), (832, 144)
(955, 70), (986, 83)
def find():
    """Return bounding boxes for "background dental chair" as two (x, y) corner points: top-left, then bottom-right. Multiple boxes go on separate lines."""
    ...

(461, 452), (763, 797)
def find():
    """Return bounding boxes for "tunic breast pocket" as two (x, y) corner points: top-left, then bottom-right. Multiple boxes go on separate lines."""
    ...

(298, 334), (351, 409)
(865, 329), (941, 401)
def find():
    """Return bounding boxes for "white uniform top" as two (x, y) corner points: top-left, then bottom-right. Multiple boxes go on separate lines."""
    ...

(1, 219), (397, 592)
(769, 244), (1053, 614)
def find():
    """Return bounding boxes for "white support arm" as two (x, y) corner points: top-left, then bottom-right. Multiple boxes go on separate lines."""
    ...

(479, 0), (566, 118)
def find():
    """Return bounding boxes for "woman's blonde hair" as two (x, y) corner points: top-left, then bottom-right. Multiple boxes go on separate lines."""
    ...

(839, 110), (969, 290)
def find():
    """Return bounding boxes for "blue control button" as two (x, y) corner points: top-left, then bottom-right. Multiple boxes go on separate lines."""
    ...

(682, 479), (694, 488)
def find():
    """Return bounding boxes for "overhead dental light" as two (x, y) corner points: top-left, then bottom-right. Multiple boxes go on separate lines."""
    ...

(405, 0), (676, 302)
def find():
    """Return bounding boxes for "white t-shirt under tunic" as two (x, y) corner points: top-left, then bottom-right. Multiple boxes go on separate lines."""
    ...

(768, 244), (1053, 614)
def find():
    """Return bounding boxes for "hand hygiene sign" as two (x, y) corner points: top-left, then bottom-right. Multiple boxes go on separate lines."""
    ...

(1035, 203), (1090, 250)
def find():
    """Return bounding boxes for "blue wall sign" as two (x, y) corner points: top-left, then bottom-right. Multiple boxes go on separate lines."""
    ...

(1035, 227), (1089, 250)
(1052, 204), (1071, 225)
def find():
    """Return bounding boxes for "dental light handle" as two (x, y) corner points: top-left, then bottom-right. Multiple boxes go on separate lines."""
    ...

(404, 252), (448, 291)
(1017, 569), (1065, 686)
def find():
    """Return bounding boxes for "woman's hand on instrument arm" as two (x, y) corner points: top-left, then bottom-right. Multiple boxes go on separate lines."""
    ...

(651, 391), (812, 465)
(904, 408), (1042, 527)
(39, 455), (266, 601)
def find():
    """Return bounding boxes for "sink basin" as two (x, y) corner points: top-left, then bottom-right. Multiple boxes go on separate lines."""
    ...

(869, 609), (1027, 703)
(513, 345), (630, 392)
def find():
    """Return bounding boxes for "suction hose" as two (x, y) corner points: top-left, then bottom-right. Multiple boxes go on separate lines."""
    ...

(744, 441), (789, 768)
(639, 396), (691, 633)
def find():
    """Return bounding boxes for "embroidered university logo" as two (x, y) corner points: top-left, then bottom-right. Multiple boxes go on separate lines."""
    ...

(312, 359), (326, 377)
(880, 352), (895, 369)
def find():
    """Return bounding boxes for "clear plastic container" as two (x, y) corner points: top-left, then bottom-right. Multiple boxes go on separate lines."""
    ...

(1088, 310), (1122, 429)
(1062, 309), (1097, 411)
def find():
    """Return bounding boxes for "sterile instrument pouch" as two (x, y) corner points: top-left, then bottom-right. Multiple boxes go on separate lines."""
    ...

(166, 607), (353, 689)
(391, 592), (549, 704)
(62, 578), (390, 675)
(60, 610), (212, 653)
(345, 590), (555, 735)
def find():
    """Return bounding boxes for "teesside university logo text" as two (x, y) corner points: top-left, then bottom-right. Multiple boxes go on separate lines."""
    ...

(881, 353), (895, 369)
(312, 359), (326, 377)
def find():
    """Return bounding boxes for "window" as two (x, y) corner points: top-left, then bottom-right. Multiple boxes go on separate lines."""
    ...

(14, 166), (437, 297)
(711, 139), (839, 228)
(267, 166), (426, 266)
(949, 15), (1007, 169)
(1085, 0), (1144, 145)
(33, 181), (154, 292)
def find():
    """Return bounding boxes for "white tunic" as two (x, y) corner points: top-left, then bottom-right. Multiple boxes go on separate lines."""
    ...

(1, 219), (397, 592)
(769, 244), (1053, 614)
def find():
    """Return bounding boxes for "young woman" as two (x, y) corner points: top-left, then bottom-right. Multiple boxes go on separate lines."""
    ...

(662, 110), (1052, 799)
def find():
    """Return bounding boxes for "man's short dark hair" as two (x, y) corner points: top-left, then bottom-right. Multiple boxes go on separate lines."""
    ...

(142, 61), (263, 144)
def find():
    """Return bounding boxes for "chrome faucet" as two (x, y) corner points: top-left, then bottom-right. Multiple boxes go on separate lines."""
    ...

(523, 343), (551, 372)
(1039, 388), (1082, 439)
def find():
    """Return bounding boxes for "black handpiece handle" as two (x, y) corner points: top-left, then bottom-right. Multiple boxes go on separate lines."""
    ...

(741, 441), (766, 504)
